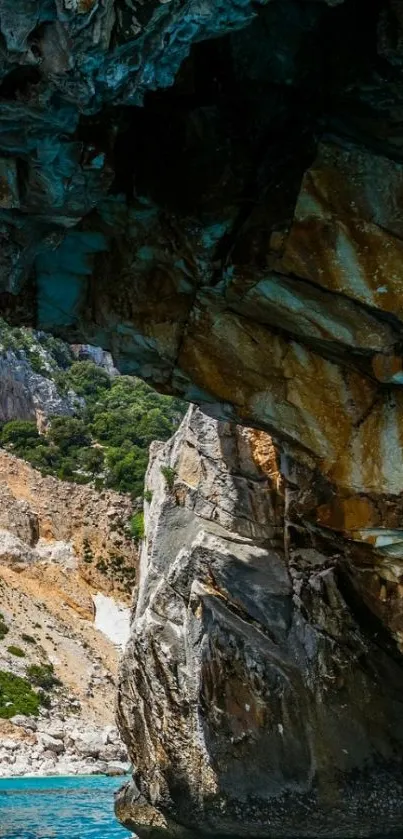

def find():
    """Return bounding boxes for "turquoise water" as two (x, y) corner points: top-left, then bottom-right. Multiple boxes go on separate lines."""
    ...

(0, 776), (132, 839)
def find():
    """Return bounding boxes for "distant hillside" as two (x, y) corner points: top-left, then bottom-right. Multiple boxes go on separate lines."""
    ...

(0, 321), (185, 499)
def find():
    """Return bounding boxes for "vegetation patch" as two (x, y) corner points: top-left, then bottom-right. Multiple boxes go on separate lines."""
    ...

(0, 613), (9, 641)
(82, 539), (93, 564)
(160, 465), (176, 490)
(0, 343), (186, 498)
(0, 670), (41, 718)
(21, 634), (36, 645)
(130, 512), (145, 543)
(26, 664), (61, 691)
(7, 645), (25, 658)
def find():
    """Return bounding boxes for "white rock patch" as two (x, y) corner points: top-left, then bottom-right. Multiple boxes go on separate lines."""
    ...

(93, 593), (130, 648)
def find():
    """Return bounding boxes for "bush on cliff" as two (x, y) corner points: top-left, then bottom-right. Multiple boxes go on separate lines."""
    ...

(0, 670), (41, 718)
(1, 420), (40, 450)
(130, 512), (145, 543)
(0, 614), (9, 640)
(7, 645), (25, 658)
(58, 360), (111, 402)
(26, 664), (61, 691)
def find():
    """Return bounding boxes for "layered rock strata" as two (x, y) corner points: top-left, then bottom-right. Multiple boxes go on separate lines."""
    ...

(116, 407), (403, 839)
(1, 2), (403, 614)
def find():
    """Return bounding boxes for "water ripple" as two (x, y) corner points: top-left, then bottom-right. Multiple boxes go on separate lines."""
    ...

(0, 776), (132, 839)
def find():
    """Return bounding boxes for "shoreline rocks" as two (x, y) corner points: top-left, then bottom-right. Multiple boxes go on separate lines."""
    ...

(0, 716), (130, 778)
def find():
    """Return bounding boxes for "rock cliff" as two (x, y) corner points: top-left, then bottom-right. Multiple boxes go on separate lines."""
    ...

(0, 344), (79, 426)
(0, 450), (137, 599)
(0, 450), (136, 777)
(1, 0), (403, 619)
(116, 407), (403, 838)
(1, 0), (403, 833)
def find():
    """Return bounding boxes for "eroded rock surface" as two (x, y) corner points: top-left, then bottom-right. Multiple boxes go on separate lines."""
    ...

(116, 407), (403, 839)
(2, 1), (403, 556)
(0, 450), (137, 599)
(2, 2), (403, 834)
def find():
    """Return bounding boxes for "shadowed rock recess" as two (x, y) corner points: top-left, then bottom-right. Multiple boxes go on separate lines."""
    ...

(2, 0), (403, 835)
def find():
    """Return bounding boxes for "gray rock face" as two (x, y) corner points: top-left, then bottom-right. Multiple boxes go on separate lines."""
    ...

(0, 350), (80, 425)
(116, 407), (403, 839)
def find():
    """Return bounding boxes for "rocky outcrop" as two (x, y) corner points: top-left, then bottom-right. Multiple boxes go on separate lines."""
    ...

(0, 716), (129, 778)
(1, 2), (403, 634)
(0, 450), (137, 599)
(0, 350), (80, 425)
(2, 1), (403, 833)
(116, 407), (403, 839)
(70, 344), (118, 377)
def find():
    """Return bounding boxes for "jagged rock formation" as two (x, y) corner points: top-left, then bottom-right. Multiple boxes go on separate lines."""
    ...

(116, 407), (403, 838)
(1, 2), (403, 594)
(0, 348), (80, 425)
(1, 0), (403, 833)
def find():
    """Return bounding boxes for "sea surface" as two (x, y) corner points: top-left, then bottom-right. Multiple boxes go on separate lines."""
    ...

(0, 775), (132, 839)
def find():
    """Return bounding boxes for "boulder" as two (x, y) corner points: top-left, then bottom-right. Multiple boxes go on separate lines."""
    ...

(98, 743), (127, 762)
(39, 734), (65, 755)
(71, 730), (106, 758)
(0, 530), (38, 569)
(38, 723), (65, 741)
(10, 716), (37, 732)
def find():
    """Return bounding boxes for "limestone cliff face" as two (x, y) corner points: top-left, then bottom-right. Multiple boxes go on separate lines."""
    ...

(0, 350), (79, 425)
(116, 407), (403, 839)
(0, 451), (137, 601)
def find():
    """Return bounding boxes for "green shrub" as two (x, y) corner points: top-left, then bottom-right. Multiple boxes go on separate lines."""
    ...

(7, 645), (25, 658)
(0, 670), (41, 718)
(62, 361), (111, 401)
(21, 634), (36, 645)
(26, 664), (61, 691)
(96, 559), (107, 573)
(37, 333), (73, 369)
(77, 446), (104, 476)
(1, 420), (40, 451)
(28, 350), (47, 377)
(160, 465), (176, 490)
(0, 614), (9, 641)
(82, 539), (93, 564)
(48, 416), (91, 453)
(38, 690), (52, 709)
(130, 512), (145, 542)
(143, 489), (153, 503)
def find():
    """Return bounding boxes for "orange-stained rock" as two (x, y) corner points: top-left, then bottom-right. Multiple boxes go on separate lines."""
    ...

(317, 495), (378, 532)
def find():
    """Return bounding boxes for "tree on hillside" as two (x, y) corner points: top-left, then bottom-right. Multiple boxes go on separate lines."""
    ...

(106, 445), (149, 497)
(62, 361), (111, 401)
(1, 420), (40, 451)
(78, 446), (104, 477)
(48, 416), (91, 453)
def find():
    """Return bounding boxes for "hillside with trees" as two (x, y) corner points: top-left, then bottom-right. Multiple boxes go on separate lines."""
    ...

(0, 323), (185, 499)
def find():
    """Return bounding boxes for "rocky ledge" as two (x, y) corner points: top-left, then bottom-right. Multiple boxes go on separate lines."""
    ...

(0, 715), (129, 778)
(116, 407), (403, 839)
